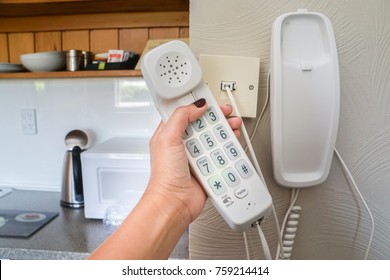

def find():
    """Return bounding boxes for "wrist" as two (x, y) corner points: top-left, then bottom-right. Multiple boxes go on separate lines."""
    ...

(142, 183), (192, 228)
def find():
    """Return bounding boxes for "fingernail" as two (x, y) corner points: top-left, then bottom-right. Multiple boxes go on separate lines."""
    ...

(193, 98), (206, 108)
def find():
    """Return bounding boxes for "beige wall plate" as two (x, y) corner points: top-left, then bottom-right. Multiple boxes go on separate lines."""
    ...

(199, 54), (260, 118)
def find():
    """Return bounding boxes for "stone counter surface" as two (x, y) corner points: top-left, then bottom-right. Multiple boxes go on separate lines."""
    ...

(0, 189), (188, 259)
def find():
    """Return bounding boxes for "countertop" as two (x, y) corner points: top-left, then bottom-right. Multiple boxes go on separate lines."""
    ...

(0, 189), (188, 260)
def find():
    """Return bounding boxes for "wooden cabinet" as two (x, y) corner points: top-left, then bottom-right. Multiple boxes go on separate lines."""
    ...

(0, 1), (93, 3)
(0, 0), (189, 78)
(0, 0), (189, 17)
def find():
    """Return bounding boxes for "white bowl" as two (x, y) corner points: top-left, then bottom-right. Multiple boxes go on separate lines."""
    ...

(20, 51), (66, 72)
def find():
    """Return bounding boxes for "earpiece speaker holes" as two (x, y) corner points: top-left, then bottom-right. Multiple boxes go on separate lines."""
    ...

(157, 52), (191, 87)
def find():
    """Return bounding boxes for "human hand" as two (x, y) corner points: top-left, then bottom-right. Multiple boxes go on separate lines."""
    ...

(89, 99), (242, 260)
(146, 98), (242, 225)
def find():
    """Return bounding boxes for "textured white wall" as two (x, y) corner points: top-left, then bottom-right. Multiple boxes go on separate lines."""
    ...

(189, 0), (390, 259)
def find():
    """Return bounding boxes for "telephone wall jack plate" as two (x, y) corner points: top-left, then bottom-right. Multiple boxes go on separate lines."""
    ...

(199, 54), (260, 118)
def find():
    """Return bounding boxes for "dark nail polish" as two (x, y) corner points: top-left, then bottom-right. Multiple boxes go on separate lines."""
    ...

(193, 98), (206, 108)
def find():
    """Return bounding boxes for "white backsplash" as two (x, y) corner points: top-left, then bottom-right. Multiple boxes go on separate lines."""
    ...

(0, 77), (160, 191)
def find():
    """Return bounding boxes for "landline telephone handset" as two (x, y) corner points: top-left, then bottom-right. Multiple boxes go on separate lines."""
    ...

(141, 40), (272, 231)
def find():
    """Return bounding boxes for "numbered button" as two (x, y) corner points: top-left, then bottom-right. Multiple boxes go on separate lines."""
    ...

(222, 167), (241, 187)
(213, 124), (229, 142)
(235, 159), (253, 179)
(208, 175), (227, 195)
(192, 117), (207, 132)
(205, 106), (219, 124)
(200, 132), (217, 150)
(223, 141), (241, 160)
(183, 126), (194, 139)
(186, 139), (204, 158)
(210, 149), (228, 168)
(196, 157), (215, 176)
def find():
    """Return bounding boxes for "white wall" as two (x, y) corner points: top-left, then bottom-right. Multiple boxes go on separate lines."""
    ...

(189, 0), (390, 259)
(0, 77), (160, 191)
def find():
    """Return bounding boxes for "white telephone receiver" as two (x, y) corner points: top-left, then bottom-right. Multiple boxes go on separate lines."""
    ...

(141, 40), (272, 231)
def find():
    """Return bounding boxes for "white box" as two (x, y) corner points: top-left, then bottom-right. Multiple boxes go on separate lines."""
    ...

(81, 137), (151, 219)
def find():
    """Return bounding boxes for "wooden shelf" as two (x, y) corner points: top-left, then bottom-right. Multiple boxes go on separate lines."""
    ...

(0, 69), (142, 79)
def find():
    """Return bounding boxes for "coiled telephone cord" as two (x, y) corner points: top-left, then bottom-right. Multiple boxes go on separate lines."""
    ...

(280, 204), (301, 259)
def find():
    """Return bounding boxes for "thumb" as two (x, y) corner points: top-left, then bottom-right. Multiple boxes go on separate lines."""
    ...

(163, 98), (207, 140)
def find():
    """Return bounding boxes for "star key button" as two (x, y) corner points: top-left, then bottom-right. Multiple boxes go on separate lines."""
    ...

(207, 175), (227, 195)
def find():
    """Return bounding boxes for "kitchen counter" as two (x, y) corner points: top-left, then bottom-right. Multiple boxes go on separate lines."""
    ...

(0, 189), (188, 260)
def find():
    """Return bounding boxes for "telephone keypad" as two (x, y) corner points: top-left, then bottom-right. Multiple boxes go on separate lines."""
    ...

(186, 106), (255, 201)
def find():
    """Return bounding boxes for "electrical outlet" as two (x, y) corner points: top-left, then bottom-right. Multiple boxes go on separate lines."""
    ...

(199, 54), (260, 118)
(21, 109), (37, 135)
